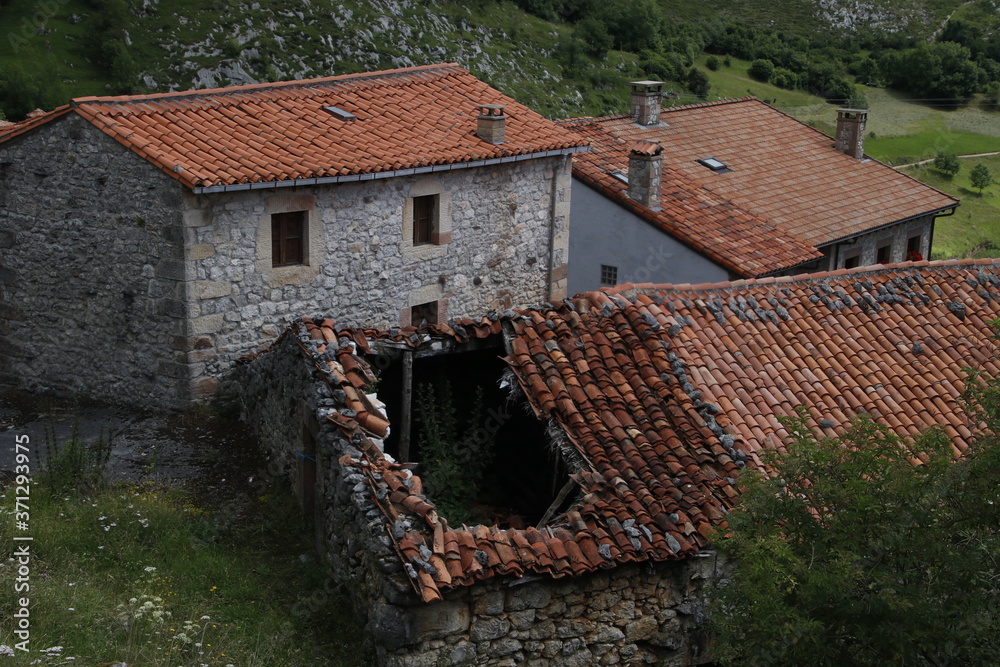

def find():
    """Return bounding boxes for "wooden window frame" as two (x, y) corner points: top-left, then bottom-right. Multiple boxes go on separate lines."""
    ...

(271, 211), (306, 267)
(843, 249), (861, 269)
(412, 194), (438, 246)
(875, 240), (893, 265)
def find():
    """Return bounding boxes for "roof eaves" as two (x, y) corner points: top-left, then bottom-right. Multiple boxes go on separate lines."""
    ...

(571, 166), (821, 278)
(817, 202), (961, 248)
(192, 146), (590, 194)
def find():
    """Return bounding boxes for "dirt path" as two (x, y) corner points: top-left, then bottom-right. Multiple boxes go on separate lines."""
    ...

(893, 151), (1000, 168)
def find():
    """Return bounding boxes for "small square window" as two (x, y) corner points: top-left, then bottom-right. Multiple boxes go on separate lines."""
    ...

(906, 234), (923, 261)
(876, 242), (892, 264)
(600, 264), (618, 286)
(412, 194), (438, 246)
(272, 211), (305, 267)
(411, 301), (439, 327)
(844, 254), (860, 269)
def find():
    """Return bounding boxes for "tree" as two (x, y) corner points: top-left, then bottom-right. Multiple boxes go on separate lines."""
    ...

(710, 407), (1000, 665)
(747, 58), (774, 82)
(933, 152), (961, 177)
(971, 163), (994, 194)
(686, 67), (710, 98)
(881, 41), (985, 100)
(984, 81), (1000, 111)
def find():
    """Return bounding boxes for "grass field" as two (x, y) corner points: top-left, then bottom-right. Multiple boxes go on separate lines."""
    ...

(902, 154), (1000, 260)
(0, 436), (371, 665)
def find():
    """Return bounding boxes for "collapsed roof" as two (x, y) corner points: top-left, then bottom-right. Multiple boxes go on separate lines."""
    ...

(259, 258), (1000, 602)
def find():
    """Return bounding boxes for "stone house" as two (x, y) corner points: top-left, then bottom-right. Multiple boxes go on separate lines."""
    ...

(237, 257), (1000, 665)
(0, 63), (585, 408)
(559, 84), (959, 293)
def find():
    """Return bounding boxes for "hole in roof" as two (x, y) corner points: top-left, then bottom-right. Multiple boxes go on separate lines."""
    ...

(323, 105), (357, 121)
(373, 344), (573, 528)
(610, 170), (629, 184)
(697, 157), (729, 172)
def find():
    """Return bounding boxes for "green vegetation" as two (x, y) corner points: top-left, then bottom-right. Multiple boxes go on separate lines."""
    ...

(0, 431), (370, 664)
(710, 404), (1000, 665)
(903, 154), (1000, 260)
(415, 381), (494, 525)
(933, 151), (961, 176)
(972, 161), (995, 193)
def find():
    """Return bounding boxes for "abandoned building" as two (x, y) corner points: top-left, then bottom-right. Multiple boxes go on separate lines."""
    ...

(559, 84), (960, 293)
(0, 63), (585, 408)
(237, 257), (1000, 666)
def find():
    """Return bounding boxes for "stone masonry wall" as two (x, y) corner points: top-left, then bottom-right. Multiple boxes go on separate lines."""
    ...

(828, 215), (935, 270)
(237, 334), (719, 667)
(0, 115), (190, 407)
(185, 155), (572, 400)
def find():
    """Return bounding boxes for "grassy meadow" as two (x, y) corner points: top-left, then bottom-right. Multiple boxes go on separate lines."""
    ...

(0, 440), (371, 665)
(902, 154), (1000, 260)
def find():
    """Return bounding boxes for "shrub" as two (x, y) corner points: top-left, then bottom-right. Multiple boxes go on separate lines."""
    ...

(706, 55), (720, 71)
(686, 67), (711, 97)
(748, 58), (774, 82)
(770, 67), (799, 90)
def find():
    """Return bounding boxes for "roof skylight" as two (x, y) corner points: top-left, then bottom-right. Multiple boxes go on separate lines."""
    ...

(697, 157), (729, 172)
(611, 170), (629, 184)
(323, 105), (357, 121)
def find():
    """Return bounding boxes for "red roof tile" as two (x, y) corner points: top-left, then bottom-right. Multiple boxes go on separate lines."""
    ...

(559, 99), (957, 277)
(0, 64), (586, 190)
(256, 259), (1000, 603)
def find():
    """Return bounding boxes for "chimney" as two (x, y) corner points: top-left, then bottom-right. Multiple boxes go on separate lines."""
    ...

(630, 80), (665, 126)
(476, 104), (507, 145)
(628, 141), (663, 210)
(835, 108), (868, 159)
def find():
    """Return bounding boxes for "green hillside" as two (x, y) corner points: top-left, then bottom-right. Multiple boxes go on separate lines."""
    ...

(1, 0), (998, 259)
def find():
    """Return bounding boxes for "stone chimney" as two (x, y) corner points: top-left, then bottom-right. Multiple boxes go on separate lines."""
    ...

(628, 141), (663, 210)
(630, 81), (665, 126)
(476, 104), (507, 145)
(835, 108), (868, 159)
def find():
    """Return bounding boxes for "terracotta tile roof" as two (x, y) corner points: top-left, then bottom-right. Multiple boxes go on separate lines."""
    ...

(559, 98), (958, 275)
(0, 64), (587, 190)
(0, 105), (71, 143)
(262, 259), (1000, 603)
(562, 114), (822, 277)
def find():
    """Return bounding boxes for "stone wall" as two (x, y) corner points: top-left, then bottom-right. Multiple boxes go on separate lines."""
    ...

(0, 115), (190, 407)
(236, 332), (719, 667)
(184, 154), (572, 400)
(827, 215), (935, 270)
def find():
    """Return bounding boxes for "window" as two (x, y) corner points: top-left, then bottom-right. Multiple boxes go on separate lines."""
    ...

(906, 234), (923, 261)
(697, 157), (732, 174)
(844, 253), (860, 269)
(412, 194), (438, 246)
(876, 241), (892, 265)
(411, 301), (439, 327)
(271, 211), (305, 267)
(600, 264), (618, 286)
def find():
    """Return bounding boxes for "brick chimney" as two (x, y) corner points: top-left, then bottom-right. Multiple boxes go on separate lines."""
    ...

(628, 141), (663, 210)
(476, 104), (507, 145)
(835, 108), (868, 159)
(630, 81), (665, 126)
